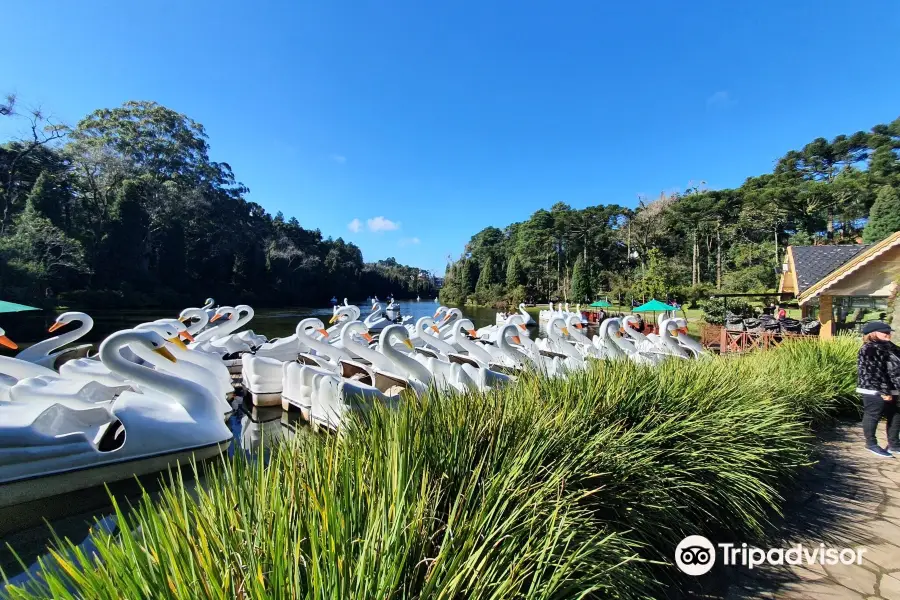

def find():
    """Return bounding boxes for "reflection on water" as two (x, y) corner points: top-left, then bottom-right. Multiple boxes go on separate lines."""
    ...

(237, 404), (285, 454)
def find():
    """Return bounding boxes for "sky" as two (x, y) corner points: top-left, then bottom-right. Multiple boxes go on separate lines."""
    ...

(3, 1), (900, 273)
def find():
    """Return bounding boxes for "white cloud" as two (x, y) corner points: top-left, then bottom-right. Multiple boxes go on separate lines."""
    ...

(399, 237), (420, 246)
(330, 153), (346, 164)
(347, 218), (362, 233)
(706, 90), (734, 108)
(367, 216), (401, 232)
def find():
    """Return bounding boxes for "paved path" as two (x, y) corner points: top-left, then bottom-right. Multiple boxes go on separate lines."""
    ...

(708, 422), (900, 599)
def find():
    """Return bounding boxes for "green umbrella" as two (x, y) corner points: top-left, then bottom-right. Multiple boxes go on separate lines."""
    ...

(633, 299), (677, 312)
(589, 300), (611, 308)
(0, 300), (41, 313)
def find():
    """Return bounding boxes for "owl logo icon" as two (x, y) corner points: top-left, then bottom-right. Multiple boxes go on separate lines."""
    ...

(675, 535), (716, 575)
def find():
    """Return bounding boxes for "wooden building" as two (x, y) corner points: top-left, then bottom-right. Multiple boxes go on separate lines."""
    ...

(779, 231), (900, 338)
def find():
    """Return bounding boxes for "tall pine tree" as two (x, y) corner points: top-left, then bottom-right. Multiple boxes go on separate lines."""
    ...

(570, 254), (592, 301)
(474, 257), (495, 295)
(506, 254), (525, 287)
(461, 259), (478, 296)
(24, 171), (65, 228)
(101, 179), (150, 286)
(863, 186), (900, 243)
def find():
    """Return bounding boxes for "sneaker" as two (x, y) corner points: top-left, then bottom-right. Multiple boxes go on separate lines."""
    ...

(868, 445), (893, 458)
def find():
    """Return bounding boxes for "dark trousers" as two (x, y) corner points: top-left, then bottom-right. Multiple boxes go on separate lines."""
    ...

(862, 393), (900, 448)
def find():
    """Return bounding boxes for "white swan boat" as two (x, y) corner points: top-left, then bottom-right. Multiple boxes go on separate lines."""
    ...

(16, 312), (95, 369)
(495, 303), (536, 326)
(242, 318), (329, 407)
(385, 300), (401, 321)
(0, 329), (233, 510)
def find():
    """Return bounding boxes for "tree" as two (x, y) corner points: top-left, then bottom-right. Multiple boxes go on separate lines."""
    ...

(506, 254), (524, 288)
(24, 170), (66, 227)
(474, 257), (496, 296)
(570, 254), (592, 301)
(0, 201), (88, 297)
(635, 248), (668, 300)
(466, 226), (505, 268)
(0, 104), (67, 234)
(97, 178), (151, 287)
(0, 94), (14, 117)
(461, 259), (478, 296)
(863, 186), (900, 243)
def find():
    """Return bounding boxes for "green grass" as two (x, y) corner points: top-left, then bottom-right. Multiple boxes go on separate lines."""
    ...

(2, 338), (860, 599)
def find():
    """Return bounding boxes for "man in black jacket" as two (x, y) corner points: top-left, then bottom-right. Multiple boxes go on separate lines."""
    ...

(857, 321), (900, 457)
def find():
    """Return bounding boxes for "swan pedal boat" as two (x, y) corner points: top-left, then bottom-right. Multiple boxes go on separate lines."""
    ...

(0, 330), (233, 511)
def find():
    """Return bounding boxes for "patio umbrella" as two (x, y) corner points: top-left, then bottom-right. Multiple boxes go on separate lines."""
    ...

(0, 300), (40, 350)
(632, 299), (680, 331)
(632, 299), (676, 312)
(589, 300), (611, 308)
(0, 300), (41, 313)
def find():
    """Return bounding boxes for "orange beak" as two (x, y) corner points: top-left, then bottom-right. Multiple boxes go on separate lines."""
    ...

(467, 329), (478, 338)
(517, 323), (527, 331)
(179, 330), (195, 342)
(432, 310), (441, 319)
(0, 335), (17, 350)
(511, 336), (521, 345)
(317, 328), (329, 338)
(430, 325), (440, 334)
(210, 314), (222, 322)
(678, 327), (688, 335)
(574, 323), (583, 330)
(48, 321), (65, 333)
(362, 332), (375, 343)
(178, 316), (188, 323)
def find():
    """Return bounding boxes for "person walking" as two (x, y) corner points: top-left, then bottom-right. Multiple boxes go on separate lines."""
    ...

(857, 321), (900, 457)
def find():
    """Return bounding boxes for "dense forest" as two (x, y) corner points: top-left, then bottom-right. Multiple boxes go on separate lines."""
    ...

(441, 117), (900, 308)
(0, 97), (436, 308)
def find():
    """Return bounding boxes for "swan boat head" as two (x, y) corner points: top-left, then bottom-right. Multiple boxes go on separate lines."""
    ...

(178, 307), (210, 334)
(330, 304), (361, 325)
(0, 328), (17, 350)
(48, 312), (93, 334)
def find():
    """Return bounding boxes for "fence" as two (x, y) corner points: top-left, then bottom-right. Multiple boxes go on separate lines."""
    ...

(701, 323), (809, 354)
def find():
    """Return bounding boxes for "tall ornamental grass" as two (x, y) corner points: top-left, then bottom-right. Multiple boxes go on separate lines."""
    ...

(3, 337), (860, 599)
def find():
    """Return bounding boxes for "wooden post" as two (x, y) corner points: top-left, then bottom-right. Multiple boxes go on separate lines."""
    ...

(819, 295), (834, 339)
(720, 327), (728, 354)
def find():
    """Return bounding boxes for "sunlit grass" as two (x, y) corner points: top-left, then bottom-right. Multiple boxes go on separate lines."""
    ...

(2, 337), (859, 599)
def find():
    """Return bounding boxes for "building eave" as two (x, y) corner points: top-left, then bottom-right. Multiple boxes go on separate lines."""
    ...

(797, 231), (900, 305)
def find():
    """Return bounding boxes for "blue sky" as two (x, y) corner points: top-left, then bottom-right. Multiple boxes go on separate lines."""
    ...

(3, 1), (899, 273)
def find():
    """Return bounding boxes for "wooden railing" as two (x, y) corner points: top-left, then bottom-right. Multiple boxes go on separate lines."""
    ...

(700, 323), (809, 354)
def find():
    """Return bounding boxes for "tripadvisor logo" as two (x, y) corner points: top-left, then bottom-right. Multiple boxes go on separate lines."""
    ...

(675, 536), (716, 575)
(675, 535), (867, 576)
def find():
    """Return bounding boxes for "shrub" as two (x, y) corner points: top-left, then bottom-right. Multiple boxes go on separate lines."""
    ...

(698, 297), (755, 324)
(3, 338), (860, 599)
